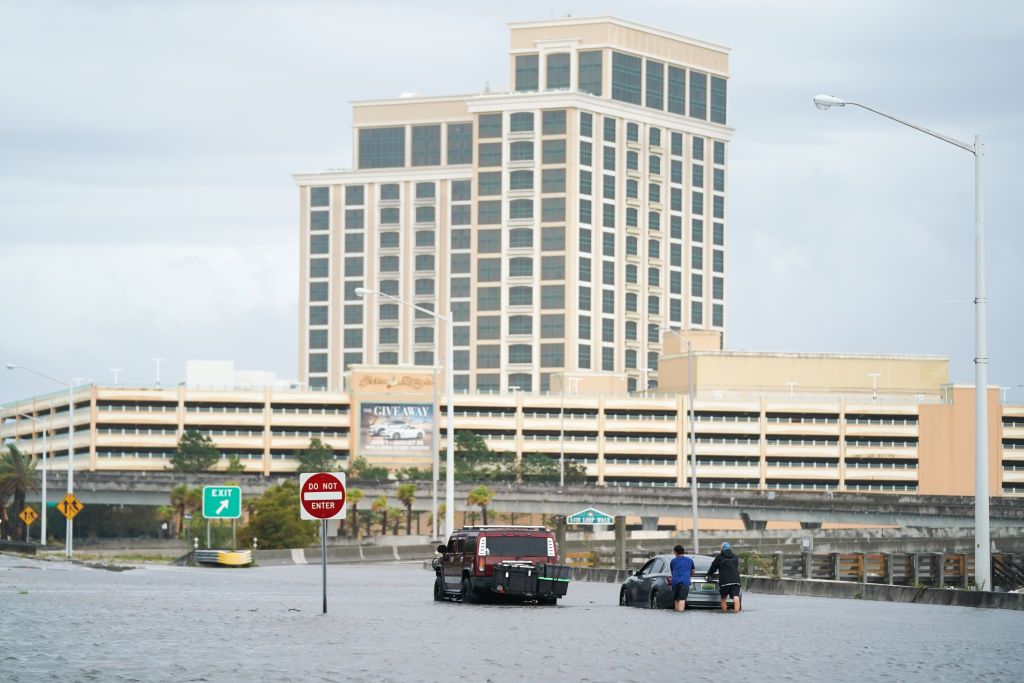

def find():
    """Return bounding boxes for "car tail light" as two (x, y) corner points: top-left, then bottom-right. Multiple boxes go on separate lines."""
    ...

(478, 557), (485, 573)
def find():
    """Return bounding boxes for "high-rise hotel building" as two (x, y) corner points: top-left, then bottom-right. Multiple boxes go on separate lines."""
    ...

(294, 16), (731, 394)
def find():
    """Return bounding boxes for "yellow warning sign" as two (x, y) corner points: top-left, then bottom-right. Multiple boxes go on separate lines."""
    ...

(58, 493), (84, 520)
(19, 506), (39, 525)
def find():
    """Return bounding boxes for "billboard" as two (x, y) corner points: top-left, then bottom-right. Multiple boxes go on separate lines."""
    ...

(359, 401), (434, 458)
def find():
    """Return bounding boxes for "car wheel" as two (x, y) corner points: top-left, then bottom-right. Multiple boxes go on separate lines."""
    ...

(415, 431), (424, 439)
(650, 591), (660, 610)
(619, 588), (630, 606)
(433, 577), (445, 602)
(461, 577), (477, 604)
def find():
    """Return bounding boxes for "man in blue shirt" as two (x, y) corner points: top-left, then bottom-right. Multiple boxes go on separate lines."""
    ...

(670, 544), (695, 611)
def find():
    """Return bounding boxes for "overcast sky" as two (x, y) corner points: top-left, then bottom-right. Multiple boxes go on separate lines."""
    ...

(2, 0), (1022, 405)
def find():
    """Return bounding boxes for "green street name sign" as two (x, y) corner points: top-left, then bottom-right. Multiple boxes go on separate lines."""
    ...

(566, 507), (615, 525)
(203, 486), (241, 519)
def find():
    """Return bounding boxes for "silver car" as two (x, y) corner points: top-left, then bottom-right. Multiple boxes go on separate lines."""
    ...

(619, 554), (730, 609)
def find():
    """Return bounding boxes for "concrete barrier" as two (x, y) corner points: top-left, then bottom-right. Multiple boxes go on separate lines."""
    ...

(743, 576), (1024, 610)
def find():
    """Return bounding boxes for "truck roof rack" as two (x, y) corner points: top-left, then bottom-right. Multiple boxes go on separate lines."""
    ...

(457, 525), (548, 531)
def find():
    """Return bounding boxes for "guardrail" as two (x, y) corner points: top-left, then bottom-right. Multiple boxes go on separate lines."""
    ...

(563, 546), (1024, 592)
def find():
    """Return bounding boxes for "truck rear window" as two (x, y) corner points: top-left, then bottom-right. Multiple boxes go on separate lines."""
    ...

(483, 536), (549, 557)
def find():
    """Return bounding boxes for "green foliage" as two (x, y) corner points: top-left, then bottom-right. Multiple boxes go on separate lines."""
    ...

(346, 488), (365, 537)
(237, 480), (317, 550)
(397, 483), (417, 534)
(394, 466), (432, 481)
(225, 455), (246, 474)
(437, 431), (588, 484)
(346, 456), (390, 480)
(296, 437), (335, 474)
(0, 444), (38, 539)
(168, 430), (219, 472)
(467, 485), (495, 525)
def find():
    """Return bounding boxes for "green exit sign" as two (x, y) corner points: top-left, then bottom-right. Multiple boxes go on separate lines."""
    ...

(203, 486), (241, 519)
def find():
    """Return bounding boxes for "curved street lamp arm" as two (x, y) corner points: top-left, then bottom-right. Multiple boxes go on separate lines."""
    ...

(844, 100), (976, 154)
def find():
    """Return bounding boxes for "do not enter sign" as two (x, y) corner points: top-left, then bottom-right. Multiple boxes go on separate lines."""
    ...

(300, 472), (347, 521)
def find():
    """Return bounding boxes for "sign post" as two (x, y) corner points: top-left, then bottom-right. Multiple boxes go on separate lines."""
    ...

(202, 486), (241, 549)
(300, 472), (347, 614)
(20, 506), (38, 542)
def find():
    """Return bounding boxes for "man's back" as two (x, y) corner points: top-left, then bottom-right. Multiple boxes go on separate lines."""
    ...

(670, 554), (694, 586)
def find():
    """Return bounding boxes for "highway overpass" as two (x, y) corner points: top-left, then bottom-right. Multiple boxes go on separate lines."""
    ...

(29, 470), (1024, 529)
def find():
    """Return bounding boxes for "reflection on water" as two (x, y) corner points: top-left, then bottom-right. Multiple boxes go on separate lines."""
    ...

(2, 554), (1022, 682)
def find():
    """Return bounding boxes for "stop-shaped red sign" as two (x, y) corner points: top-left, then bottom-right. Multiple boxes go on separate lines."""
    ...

(299, 472), (347, 520)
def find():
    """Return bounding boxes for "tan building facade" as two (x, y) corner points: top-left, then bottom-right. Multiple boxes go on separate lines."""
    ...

(3, 353), (1021, 498)
(293, 16), (732, 397)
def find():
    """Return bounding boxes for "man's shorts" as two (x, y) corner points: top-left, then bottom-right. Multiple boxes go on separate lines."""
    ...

(719, 583), (741, 598)
(672, 583), (690, 601)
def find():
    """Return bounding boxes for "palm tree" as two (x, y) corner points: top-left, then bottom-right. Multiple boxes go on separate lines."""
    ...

(371, 495), (388, 535)
(0, 444), (39, 540)
(347, 488), (365, 538)
(396, 482), (417, 535)
(467, 485), (494, 526)
(388, 506), (403, 535)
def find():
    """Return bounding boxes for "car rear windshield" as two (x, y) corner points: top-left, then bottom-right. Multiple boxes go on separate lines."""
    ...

(483, 535), (549, 557)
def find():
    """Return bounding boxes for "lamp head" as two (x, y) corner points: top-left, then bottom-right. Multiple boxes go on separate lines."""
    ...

(354, 287), (373, 297)
(813, 94), (846, 110)
(5, 363), (19, 370)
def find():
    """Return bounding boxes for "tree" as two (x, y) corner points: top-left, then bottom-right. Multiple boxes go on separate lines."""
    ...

(347, 456), (389, 480)
(0, 444), (38, 540)
(388, 506), (403, 535)
(296, 437), (335, 474)
(396, 482), (417, 535)
(170, 484), (201, 538)
(225, 455), (246, 474)
(347, 488), (365, 538)
(371, 495), (388, 535)
(467, 485), (494, 526)
(168, 430), (219, 472)
(237, 479), (317, 550)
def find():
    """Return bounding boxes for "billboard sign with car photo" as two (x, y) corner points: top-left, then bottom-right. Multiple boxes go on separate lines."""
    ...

(359, 401), (434, 458)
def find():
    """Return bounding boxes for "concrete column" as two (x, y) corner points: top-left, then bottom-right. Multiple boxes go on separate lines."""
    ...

(959, 554), (969, 588)
(740, 513), (766, 530)
(554, 515), (566, 564)
(882, 553), (893, 585)
(936, 552), (946, 588)
(829, 552), (840, 580)
(773, 551), (784, 578)
(802, 552), (812, 579)
(614, 516), (626, 569)
(858, 553), (867, 583)
(911, 553), (920, 586)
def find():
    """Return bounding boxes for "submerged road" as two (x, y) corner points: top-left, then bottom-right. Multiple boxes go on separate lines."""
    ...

(2, 554), (1022, 681)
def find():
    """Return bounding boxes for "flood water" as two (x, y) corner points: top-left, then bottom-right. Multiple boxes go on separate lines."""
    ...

(2, 553), (1022, 682)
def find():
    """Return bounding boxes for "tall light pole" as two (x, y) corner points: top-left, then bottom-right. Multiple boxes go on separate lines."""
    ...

(152, 358), (165, 387)
(813, 94), (990, 587)
(355, 287), (456, 539)
(6, 363), (75, 559)
(16, 412), (47, 545)
(660, 327), (699, 553)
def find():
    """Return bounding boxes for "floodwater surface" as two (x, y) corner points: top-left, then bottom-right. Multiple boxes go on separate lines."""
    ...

(1, 554), (1022, 682)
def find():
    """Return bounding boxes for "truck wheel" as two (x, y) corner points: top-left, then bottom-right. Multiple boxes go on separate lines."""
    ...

(461, 577), (478, 604)
(434, 577), (445, 602)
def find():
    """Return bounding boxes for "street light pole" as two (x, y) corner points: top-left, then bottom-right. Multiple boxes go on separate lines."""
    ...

(355, 287), (456, 539)
(813, 94), (990, 587)
(6, 364), (75, 559)
(660, 327), (699, 553)
(16, 412), (47, 545)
